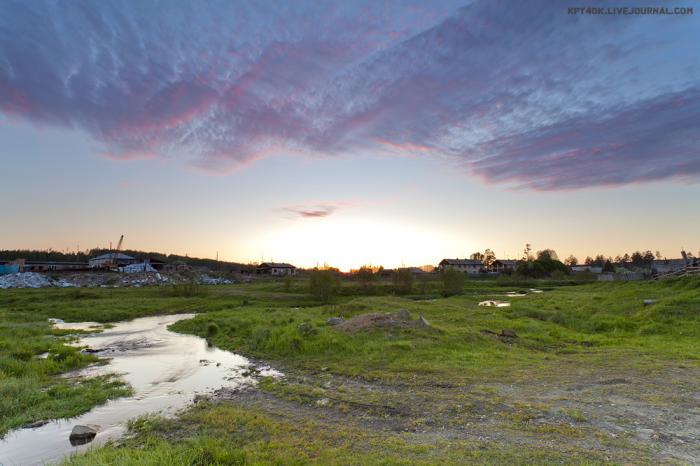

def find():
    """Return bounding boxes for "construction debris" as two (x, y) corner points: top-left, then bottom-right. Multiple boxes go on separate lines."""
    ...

(0, 272), (75, 289)
(119, 262), (157, 273)
(0, 270), (235, 289)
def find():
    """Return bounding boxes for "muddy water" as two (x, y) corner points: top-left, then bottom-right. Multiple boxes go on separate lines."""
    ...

(0, 314), (279, 466)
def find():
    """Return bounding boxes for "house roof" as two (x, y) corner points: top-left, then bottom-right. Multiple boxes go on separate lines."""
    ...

(90, 253), (135, 261)
(403, 267), (425, 273)
(439, 259), (483, 266)
(493, 260), (518, 265)
(258, 262), (296, 268)
(652, 258), (689, 266)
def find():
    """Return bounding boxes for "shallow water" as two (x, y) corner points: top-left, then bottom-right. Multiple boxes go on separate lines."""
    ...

(0, 313), (278, 466)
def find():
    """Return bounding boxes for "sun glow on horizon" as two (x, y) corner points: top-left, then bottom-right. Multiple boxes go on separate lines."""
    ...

(247, 216), (466, 272)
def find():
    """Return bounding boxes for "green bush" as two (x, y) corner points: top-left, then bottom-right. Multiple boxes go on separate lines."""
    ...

(441, 268), (465, 296)
(392, 269), (415, 295)
(309, 270), (340, 303)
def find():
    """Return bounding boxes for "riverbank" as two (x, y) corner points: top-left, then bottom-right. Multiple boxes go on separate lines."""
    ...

(2, 278), (699, 464)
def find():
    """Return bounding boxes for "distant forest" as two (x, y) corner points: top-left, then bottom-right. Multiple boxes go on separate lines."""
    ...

(0, 249), (254, 272)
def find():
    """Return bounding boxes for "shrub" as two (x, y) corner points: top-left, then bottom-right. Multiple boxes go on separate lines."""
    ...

(392, 269), (415, 295)
(355, 266), (377, 293)
(206, 323), (219, 337)
(441, 268), (465, 296)
(309, 270), (340, 303)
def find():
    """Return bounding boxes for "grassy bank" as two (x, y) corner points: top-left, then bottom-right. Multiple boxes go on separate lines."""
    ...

(171, 278), (700, 382)
(64, 401), (610, 465)
(2, 277), (699, 463)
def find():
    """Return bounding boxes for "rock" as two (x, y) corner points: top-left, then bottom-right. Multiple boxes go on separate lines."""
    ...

(24, 420), (49, 429)
(643, 299), (656, 306)
(418, 315), (430, 328)
(325, 317), (344, 326)
(69, 424), (99, 445)
(397, 309), (411, 320)
(499, 329), (517, 338)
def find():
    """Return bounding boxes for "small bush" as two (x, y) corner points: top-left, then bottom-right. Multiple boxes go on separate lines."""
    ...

(206, 323), (219, 337)
(392, 269), (415, 295)
(309, 270), (340, 304)
(441, 268), (465, 296)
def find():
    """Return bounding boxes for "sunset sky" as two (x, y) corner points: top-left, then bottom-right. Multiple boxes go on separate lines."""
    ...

(1, 1), (699, 270)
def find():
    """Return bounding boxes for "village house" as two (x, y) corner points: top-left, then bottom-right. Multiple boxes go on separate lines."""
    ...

(491, 259), (517, 273)
(256, 262), (297, 276)
(438, 258), (483, 274)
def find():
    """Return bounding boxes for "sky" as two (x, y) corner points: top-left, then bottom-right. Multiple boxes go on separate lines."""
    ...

(1, 0), (699, 270)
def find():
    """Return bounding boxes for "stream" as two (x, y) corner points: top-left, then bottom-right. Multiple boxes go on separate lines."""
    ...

(0, 313), (278, 466)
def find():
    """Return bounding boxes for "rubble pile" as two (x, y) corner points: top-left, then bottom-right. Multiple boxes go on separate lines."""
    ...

(119, 262), (157, 273)
(0, 271), (236, 289)
(0, 272), (75, 289)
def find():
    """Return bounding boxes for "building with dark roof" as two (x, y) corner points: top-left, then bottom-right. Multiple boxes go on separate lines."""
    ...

(256, 262), (297, 276)
(438, 258), (483, 274)
(491, 259), (518, 273)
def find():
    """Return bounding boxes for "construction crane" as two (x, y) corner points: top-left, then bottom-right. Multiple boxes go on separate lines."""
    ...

(106, 235), (124, 271)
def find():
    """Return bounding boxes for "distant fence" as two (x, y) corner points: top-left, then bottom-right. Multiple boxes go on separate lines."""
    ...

(655, 266), (700, 280)
(598, 272), (645, 281)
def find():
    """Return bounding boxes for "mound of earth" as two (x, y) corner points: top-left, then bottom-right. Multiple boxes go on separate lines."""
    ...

(334, 312), (425, 333)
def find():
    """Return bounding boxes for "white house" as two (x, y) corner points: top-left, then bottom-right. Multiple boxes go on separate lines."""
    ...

(256, 262), (297, 276)
(438, 259), (483, 274)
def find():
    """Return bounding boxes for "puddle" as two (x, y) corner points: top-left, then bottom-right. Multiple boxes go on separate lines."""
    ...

(478, 300), (511, 307)
(0, 313), (279, 466)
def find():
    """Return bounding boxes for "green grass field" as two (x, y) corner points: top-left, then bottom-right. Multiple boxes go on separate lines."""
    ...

(1, 277), (698, 464)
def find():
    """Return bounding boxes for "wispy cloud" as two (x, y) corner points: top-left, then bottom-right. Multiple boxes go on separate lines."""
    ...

(281, 204), (337, 219)
(0, 0), (697, 189)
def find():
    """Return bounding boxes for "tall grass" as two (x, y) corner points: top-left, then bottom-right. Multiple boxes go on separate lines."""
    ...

(167, 282), (209, 297)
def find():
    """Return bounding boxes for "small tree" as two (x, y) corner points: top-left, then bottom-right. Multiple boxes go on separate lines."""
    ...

(564, 255), (578, 266)
(602, 260), (615, 273)
(309, 269), (340, 303)
(392, 268), (415, 295)
(470, 251), (485, 261)
(483, 249), (496, 269)
(441, 268), (465, 297)
(537, 249), (559, 261)
(355, 265), (377, 293)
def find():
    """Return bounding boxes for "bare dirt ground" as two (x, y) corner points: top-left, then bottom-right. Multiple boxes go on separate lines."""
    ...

(212, 362), (700, 464)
